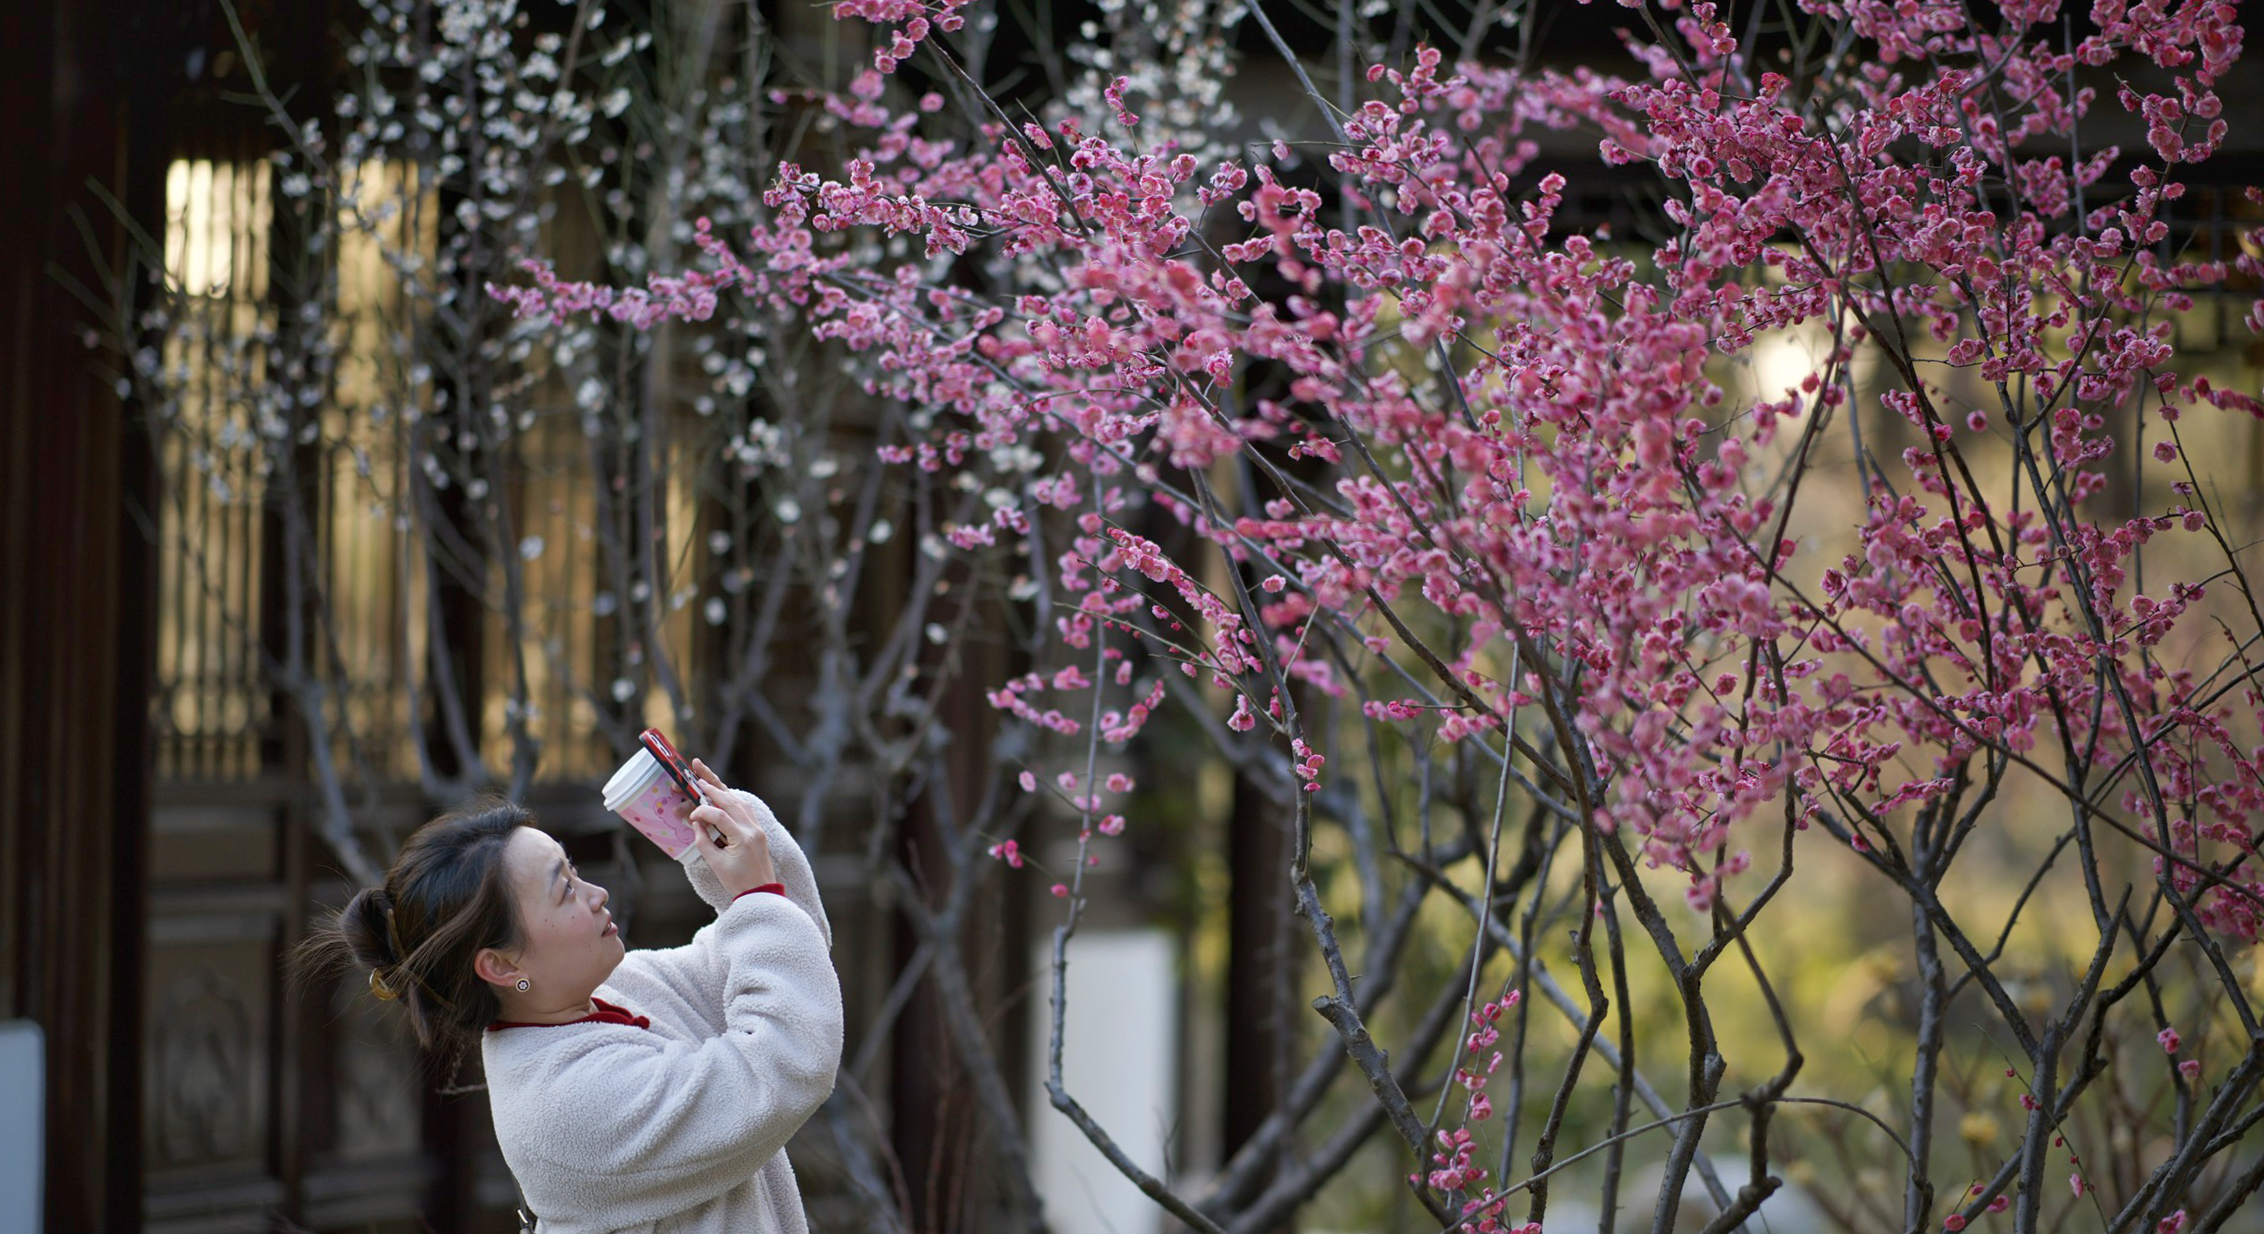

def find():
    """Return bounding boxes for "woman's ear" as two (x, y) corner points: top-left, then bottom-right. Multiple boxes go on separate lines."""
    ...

(473, 946), (523, 991)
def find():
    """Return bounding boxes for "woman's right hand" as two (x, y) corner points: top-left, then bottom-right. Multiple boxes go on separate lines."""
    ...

(687, 759), (778, 898)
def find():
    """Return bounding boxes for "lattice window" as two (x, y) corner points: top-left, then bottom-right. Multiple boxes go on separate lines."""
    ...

(155, 153), (276, 782)
(153, 144), (721, 789)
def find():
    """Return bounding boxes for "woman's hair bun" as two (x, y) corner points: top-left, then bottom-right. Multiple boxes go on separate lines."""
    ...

(339, 885), (400, 971)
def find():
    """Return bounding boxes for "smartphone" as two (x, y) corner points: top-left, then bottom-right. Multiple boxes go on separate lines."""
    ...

(639, 727), (704, 804)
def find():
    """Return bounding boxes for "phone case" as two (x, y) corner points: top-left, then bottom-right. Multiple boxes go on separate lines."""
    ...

(639, 728), (703, 803)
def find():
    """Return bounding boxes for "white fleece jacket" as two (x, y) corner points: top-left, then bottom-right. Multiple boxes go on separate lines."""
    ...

(481, 789), (843, 1234)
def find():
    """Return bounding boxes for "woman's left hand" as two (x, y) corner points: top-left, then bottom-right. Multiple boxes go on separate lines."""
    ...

(687, 759), (778, 893)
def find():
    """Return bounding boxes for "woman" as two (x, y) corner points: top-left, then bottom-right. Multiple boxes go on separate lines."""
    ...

(307, 759), (842, 1234)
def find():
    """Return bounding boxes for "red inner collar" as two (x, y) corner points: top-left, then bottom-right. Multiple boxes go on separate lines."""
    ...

(489, 996), (650, 1032)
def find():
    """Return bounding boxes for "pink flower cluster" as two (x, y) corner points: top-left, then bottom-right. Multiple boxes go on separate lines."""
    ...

(492, 0), (2264, 938)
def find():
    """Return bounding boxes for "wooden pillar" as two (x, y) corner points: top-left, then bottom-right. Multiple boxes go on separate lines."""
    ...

(254, 0), (333, 1217)
(0, 0), (168, 1228)
(889, 547), (1031, 1232)
(1223, 770), (1294, 1210)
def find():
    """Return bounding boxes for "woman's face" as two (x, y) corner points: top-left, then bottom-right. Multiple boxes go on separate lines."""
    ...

(495, 826), (625, 1008)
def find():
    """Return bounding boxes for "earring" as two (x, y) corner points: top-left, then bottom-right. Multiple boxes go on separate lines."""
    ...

(516, 978), (530, 992)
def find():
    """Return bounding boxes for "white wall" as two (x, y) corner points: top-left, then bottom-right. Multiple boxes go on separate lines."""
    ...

(0, 1020), (42, 1234)
(1027, 929), (1181, 1234)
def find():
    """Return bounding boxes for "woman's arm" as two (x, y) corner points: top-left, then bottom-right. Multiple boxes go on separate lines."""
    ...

(607, 772), (830, 1032)
(681, 785), (830, 947)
